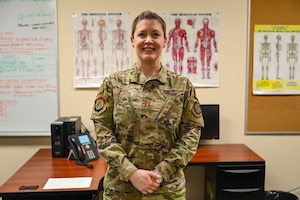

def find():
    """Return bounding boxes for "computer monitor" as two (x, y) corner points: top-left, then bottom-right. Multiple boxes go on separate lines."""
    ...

(200, 104), (220, 140)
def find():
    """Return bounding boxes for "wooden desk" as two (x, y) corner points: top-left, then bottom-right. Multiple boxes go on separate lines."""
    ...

(190, 144), (265, 200)
(190, 143), (264, 164)
(0, 148), (107, 200)
(0, 144), (264, 200)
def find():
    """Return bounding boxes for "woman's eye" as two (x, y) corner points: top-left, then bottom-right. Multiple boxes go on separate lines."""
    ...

(153, 33), (160, 38)
(138, 33), (146, 37)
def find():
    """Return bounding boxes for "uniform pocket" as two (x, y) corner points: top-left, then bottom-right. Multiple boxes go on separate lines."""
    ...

(114, 86), (139, 127)
(155, 89), (184, 131)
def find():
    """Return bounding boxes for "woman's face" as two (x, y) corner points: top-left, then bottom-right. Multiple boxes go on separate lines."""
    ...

(131, 19), (167, 64)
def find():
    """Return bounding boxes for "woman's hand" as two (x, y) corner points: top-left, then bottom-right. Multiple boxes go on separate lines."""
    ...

(129, 169), (162, 194)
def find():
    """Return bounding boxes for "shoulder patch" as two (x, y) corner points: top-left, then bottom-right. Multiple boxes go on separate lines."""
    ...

(192, 102), (202, 118)
(94, 97), (106, 114)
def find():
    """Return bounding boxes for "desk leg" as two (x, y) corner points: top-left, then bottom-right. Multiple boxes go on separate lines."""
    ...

(204, 165), (217, 200)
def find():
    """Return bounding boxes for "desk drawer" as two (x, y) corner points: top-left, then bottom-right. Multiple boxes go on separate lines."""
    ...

(218, 188), (264, 200)
(217, 164), (265, 189)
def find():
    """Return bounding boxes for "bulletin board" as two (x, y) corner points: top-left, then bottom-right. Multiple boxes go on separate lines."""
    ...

(0, 0), (59, 136)
(246, 0), (300, 134)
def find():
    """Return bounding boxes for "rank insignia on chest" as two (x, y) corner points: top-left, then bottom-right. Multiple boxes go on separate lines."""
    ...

(192, 102), (202, 118)
(94, 97), (106, 114)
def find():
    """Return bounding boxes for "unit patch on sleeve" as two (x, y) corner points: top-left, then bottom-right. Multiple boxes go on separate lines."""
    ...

(192, 102), (202, 118)
(94, 97), (106, 114)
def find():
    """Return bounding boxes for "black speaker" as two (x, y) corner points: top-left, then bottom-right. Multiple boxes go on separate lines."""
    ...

(50, 116), (82, 158)
(51, 121), (64, 158)
(60, 116), (81, 157)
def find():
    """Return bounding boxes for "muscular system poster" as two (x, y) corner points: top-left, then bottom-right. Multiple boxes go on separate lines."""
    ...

(163, 12), (219, 87)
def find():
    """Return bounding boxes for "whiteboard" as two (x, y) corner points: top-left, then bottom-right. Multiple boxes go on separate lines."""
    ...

(0, 0), (59, 136)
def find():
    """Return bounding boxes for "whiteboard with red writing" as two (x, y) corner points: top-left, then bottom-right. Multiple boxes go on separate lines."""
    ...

(0, 0), (58, 136)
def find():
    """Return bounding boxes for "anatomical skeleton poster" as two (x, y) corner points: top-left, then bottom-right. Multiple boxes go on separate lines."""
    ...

(73, 12), (131, 88)
(253, 25), (300, 95)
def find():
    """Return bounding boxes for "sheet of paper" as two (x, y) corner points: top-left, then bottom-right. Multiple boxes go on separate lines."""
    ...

(43, 177), (92, 189)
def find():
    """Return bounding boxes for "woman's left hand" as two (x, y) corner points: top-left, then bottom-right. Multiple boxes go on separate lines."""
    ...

(129, 169), (161, 194)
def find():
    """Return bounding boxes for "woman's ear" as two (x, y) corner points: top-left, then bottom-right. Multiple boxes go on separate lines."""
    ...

(130, 36), (134, 48)
(163, 37), (168, 48)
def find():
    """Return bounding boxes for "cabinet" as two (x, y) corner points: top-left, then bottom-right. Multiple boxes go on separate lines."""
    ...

(205, 163), (265, 200)
(187, 144), (265, 200)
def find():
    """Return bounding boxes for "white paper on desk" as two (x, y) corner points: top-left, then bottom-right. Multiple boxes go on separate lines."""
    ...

(43, 177), (92, 189)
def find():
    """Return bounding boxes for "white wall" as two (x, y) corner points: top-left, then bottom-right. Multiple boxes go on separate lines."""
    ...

(1, 0), (300, 199)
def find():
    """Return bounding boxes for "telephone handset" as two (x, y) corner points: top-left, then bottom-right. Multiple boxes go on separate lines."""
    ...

(68, 134), (99, 168)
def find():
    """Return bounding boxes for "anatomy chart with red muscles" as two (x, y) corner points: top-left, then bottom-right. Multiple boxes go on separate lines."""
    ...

(72, 12), (131, 88)
(163, 12), (219, 87)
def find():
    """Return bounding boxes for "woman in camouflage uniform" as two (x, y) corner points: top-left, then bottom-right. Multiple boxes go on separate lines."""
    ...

(91, 10), (204, 200)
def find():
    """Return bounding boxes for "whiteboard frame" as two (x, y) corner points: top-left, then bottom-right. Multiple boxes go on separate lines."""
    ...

(0, 0), (59, 136)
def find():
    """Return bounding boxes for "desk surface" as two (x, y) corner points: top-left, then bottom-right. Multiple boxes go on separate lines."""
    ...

(0, 144), (264, 198)
(0, 148), (107, 197)
(190, 144), (265, 164)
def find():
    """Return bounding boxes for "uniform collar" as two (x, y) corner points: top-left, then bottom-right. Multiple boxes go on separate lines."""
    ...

(127, 63), (168, 85)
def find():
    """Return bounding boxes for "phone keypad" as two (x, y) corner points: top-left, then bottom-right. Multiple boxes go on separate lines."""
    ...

(87, 150), (96, 159)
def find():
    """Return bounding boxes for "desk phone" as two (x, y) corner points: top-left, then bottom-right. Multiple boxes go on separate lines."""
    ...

(68, 134), (99, 164)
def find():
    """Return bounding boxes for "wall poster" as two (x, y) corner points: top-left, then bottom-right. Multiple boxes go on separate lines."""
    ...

(163, 12), (219, 87)
(73, 12), (131, 88)
(253, 25), (300, 95)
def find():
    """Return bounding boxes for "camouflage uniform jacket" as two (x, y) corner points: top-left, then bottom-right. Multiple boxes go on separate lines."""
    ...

(91, 64), (204, 194)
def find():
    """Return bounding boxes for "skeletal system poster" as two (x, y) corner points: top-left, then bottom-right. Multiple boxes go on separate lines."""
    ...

(73, 12), (131, 88)
(253, 25), (300, 95)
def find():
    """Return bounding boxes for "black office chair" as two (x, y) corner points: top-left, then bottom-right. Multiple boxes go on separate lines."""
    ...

(265, 190), (298, 200)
